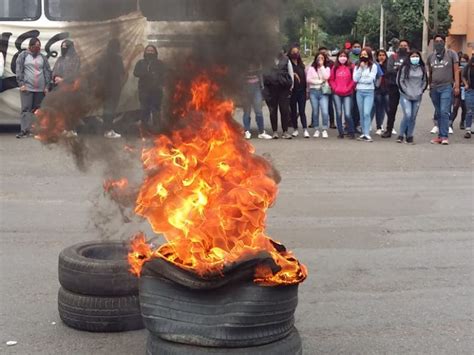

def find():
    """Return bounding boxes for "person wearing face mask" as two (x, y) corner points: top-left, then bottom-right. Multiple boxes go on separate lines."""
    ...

(450, 53), (469, 130)
(373, 49), (389, 135)
(461, 54), (474, 139)
(353, 47), (378, 142)
(133, 45), (165, 133)
(427, 34), (460, 145)
(395, 50), (428, 144)
(263, 48), (294, 139)
(15, 38), (52, 138)
(287, 45), (309, 138)
(382, 39), (410, 138)
(52, 40), (81, 88)
(306, 53), (331, 138)
(329, 51), (356, 138)
(349, 41), (362, 65)
(51, 40), (82, 137)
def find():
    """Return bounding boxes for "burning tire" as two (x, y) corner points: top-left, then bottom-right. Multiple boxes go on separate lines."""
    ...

(139, 273), (299, 348)
(58, 287), (144, 332)
(58, 241), (138, 296)
(146, 327), (303, 355)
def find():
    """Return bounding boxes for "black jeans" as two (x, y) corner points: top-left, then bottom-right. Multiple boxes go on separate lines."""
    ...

(386, 85), (400, 132)
(328, 94), (335, 126)
(289, 89), (307, 129)
(103, 94), (120, 131)
(267, 88), (290, 133)
(140, 89), (163, 129)
(450, 94), (466, 125)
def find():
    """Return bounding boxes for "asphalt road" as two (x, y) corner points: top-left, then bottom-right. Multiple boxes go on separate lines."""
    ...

(0, 95), (473, 354)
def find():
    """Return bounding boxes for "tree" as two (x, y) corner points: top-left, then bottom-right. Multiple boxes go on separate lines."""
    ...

(354, 4), (380, 47)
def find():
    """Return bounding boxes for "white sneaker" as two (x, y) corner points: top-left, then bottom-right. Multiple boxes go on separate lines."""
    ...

(303, 129), (310, 138)
(322, 130), (328, 139)
(292, 129), (299, 137)
(258, 131), (272, 140)
(313, 130), (320, 138)
(430, 126), (439, 134)
(104, 130), (121, 139)
(392, 128), (397, 135)
(244, 131), (252, 140)
(449, 126), (453, 134)
(375, 129), (383, 136)
(62, 130), (78, 138)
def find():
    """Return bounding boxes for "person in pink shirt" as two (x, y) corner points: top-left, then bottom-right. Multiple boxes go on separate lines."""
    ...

(329, 51), (356, 139)
(306, 53), (331, 138)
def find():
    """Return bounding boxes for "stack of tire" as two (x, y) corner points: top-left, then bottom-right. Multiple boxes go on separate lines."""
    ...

(140, 261), (303, 355)
(57, 241), (144, 332)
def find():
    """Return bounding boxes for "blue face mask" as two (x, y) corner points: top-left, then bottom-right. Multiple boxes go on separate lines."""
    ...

(410, 57), (420, 65)
(352, 48), (361, 55)
(460, 62), (467, 69)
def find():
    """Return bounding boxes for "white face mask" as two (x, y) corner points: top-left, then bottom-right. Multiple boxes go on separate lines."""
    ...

(338, 57), (348, 64)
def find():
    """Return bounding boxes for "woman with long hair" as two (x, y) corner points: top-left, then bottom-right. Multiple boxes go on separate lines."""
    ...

(353, 47), (378, 142)
(451, 53), (469, 130)
(329, 51), (356, 138)
(396, 50), (428, 144)
(306, 53), (331, 138)
(374, 49), (389, 135)
(288, 45), (309, 138)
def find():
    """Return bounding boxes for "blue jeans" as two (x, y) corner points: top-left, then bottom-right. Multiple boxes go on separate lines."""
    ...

(399, 95), (422, 138)
(373, 92), (389, 129)
(465, 89), (474, 130)
(242, 83), (265, 133)
(309, 89), (329, 129)
(333, 94), (354, 135)
(430, 84), (453, 138)
(356, 89), (375, 137)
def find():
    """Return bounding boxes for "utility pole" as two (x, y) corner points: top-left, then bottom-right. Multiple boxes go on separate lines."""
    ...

(422, 0), (430, 61)
(379, 3), (385, 49)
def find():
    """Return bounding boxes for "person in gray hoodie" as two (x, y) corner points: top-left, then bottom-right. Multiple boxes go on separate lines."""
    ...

(16, 38), (52, 138)
(396, 50), (428, 144)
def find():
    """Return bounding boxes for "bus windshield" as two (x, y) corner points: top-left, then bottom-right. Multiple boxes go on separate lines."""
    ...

(45, 0), (137, 21)
(139, 0), (228, 21)
(0, 0), (41, 21)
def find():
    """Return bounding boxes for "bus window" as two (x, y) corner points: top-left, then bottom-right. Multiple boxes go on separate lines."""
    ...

(140, 0), (228, 21)
(0, 0), (41, 21)
(45, 0), (137, 21)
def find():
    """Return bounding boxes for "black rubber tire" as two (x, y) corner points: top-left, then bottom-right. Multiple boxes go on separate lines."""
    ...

(58, 287), (144, 332)
(58, 240), (138, 296)
(146, 327), (303, 355)
(139, 274), (298, 347)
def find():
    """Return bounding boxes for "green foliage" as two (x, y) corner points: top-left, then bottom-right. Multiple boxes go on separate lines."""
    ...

(354, 4), (380, 47)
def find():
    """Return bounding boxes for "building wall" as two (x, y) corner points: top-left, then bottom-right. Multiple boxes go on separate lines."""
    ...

(447, 0), (474, 55)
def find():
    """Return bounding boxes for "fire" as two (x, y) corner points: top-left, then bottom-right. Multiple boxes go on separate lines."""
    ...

(103, 178), (129, 192)
(129, 73), (306, 286)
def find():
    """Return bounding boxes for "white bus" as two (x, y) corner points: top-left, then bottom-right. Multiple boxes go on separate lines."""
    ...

(0, 0), (232, 124)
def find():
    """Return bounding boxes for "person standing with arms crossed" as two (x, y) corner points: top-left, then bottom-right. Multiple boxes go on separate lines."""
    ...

(427, 34), (460, 145)
(15, 38), (52, 138)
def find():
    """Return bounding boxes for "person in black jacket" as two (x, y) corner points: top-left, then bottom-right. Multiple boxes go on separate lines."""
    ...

(263, 49), (294, 139)
(288, 45), (309, 138)
(133, 45), (165, 132)
(99, 39), (125, 139)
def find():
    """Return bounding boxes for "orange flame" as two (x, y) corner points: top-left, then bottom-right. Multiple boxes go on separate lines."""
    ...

(129, 73), (306, 286)
(103, 178), (129, 193)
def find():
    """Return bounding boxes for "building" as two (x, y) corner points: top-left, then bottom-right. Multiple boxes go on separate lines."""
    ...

(447, 0), (474, 55)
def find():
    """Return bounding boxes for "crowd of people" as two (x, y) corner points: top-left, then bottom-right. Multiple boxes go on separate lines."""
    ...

(13, 38), (164, 139)
(244, 35), (474, 144)
(9, 35), (474, 145)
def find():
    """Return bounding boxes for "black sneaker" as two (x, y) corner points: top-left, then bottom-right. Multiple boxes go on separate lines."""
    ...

(396, 136), (404, 143)
(330, 123), (337, 129)
(460, 121), (465, 130)
(406, 137), (415, 144)
(347, 134), (356, 140)
(16, 130), (30, 139)
(464, 131), (471, 139)
(337, 134), (344, 139)
(381, 131), (392, 138)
